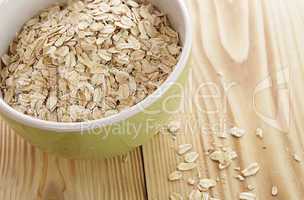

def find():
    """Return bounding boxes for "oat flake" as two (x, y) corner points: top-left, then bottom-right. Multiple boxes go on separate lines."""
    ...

(177, 144), (193, 155)
(256, 128), (263, 139)
(241, 162), (260, 177)
(168, 121), (181, 134)
(247, 184), (255, 191)
(184, 151), (199, 163)
(198, 178), (217, 191)
(271, 186), (278, 196)
(293, 154), (301, 162)
(229, 127), (246, 138)
(209, 148), (237, 170)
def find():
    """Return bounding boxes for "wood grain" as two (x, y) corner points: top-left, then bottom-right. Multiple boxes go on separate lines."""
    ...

(143, 0), (304, 199)
(0, 119), (147, 200)
(1, 0), (304, 199)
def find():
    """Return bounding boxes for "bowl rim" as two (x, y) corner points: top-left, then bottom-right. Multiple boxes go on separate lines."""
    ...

(0, 0), (193, 133)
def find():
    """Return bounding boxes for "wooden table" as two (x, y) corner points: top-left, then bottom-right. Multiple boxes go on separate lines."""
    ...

(1, 0), (304, 199)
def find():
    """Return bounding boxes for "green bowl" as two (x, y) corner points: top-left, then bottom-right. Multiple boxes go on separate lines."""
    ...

(0, 0), (192, 159)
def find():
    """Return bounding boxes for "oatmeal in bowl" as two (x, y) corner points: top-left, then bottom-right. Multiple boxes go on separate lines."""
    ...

(0, 0), (192, 158)
(0, 0), (182, 122)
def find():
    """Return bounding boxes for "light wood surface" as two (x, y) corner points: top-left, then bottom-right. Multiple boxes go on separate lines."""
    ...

(1, 0), (304, 199)
(0, 119), (147, 200)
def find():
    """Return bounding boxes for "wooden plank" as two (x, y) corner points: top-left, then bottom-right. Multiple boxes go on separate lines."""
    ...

(0, 118), (147, 200)
(142, 0), (304, 199)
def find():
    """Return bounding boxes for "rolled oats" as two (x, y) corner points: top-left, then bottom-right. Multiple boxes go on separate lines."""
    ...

(255, 128), (263, 139)
(229, 127), (246, 138)
(198, 178), (217, 191)
(235, 175), (245, 181)
(209, 148), (237, 170)
(271, 186), (278, 196)
(184, 151), (199, 163)
(167, 120), (181, 134)
(0, 0), (182, 122)
(293, 154), (301, 162)
(241, 162), (260, 177)
(247, 184), (255, 191)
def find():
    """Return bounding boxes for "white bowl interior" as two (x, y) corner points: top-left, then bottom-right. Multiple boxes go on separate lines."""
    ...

(0, 0), (191, 132)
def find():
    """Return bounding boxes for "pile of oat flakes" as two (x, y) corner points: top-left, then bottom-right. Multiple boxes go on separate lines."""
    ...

(0, 0), (181, 122)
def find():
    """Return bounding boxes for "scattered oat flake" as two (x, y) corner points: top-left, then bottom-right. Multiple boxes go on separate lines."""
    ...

(229, 127), (246, 138)
(209, 151), (223, 162)
(177, 162), (197, 171)
(293, 154), (301, 162)
(177, 144), (192, 155)
(235, 175), (245, 181)
(217, 133), (227, 139)
(209, 148), (237, 170)
(198, 178), (217, 190)
(241, 162), (260, 177)
(239, 192), (256, 200)
(168, 171), (183, 181)
(247, 184), (255, 191)
(234, 167), (241, 171)
(271, 186), (278, 196)
(256, 128), (263, 139)
(185, 151), (199, 163)
(168, 121), (181, 134)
